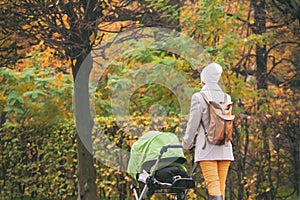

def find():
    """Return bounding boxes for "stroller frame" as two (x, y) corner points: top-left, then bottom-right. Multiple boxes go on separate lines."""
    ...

(131, 145), (195, 200)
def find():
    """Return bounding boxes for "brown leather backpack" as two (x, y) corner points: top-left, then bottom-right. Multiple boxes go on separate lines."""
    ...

(200, 92), (235, 149)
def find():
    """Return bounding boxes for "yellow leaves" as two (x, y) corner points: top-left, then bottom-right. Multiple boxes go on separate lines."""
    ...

(66, 59), (77, 67)
(62, 14), (70, 29)
(89, 33), (96, 45)
(40, 47), (65, 69)
(277, 111), (282, 116)
(52, 32), (61, 39)
(0, 93), (6, 102)
(55, 14), (70, 29)
(233, 1), (238, 7)
(22, 24), (31, 30)
(249, 19), (255, 25)
(267, 85), (298, 114)
(55, 72), (64, 80)
(66, 59), (72, 67)
(72, 59), (77, 66)
(101, 2), (107, 9)
(265, 187), (271, 192)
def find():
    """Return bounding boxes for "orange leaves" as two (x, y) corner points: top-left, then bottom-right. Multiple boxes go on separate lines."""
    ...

(89, 33), (96, 44)
(54, 14), (70, 29)
(63, 14), (70, 29)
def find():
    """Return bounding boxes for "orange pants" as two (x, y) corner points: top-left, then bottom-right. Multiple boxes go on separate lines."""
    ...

(199, 160), (231, 199)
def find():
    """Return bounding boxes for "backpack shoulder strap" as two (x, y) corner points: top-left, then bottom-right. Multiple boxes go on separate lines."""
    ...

(199, 91), (209, 103)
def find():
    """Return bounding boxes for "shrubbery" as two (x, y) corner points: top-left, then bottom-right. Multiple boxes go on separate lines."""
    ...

(0, 115), (190, 199)
(0, 121), (77, 199)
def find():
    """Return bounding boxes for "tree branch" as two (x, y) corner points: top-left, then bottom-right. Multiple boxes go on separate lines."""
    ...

(266, 41), (300, 55)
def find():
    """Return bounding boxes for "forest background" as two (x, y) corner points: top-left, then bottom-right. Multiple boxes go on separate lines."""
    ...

(0, 0), (299, 199)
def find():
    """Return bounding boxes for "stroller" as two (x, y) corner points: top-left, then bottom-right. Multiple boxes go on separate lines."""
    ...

(127, 131), (195, 200)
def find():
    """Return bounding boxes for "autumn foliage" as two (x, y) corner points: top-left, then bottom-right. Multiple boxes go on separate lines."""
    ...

(0, 0), (299, 199)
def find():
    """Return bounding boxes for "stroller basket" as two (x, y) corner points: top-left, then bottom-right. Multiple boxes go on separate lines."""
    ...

(147, 177), (195, 191)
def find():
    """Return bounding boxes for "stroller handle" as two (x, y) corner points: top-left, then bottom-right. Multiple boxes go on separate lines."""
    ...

(160, 144), (183, 154)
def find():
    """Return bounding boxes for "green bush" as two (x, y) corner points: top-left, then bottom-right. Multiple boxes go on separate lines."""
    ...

(0, 116), (188, 199)
(0, 121), (77, 199)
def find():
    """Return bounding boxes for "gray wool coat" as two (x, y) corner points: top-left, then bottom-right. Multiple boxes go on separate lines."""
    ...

(182, 85), (234, 162)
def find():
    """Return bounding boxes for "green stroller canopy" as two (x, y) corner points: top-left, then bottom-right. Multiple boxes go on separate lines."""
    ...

(127, 131), (186, 179)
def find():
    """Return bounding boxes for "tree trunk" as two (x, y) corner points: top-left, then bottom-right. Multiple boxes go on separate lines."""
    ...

(76, 135), (97, 200)
(252, 0), (267, 91)
(73, 54), (98, 200)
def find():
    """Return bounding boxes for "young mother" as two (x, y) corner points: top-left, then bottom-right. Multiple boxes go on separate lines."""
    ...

(182, 63), (234, 200)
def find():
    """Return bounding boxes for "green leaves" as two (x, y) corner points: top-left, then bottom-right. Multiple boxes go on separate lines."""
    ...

(0, 120), (77, 199)
(0, 64), (73, 125)
(23, 89), (47, 99)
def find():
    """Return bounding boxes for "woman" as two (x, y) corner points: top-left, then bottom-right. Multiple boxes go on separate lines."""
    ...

(182, 63), (234, 200)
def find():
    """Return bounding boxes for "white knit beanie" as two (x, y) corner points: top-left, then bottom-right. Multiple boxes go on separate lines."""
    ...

(200, 62), (223, 85)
